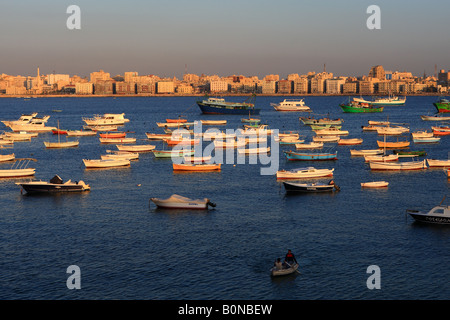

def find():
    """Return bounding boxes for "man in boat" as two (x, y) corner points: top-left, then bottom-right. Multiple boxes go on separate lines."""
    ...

(284, 249), (298, 265)
(273, 258), (284, 270)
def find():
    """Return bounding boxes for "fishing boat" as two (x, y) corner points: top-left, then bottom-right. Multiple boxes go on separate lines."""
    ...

(349, 149), (384, 156)
(406, 198), (450, 224)
(312, 135), (340, 143)
(310, 124), (342, 130)
(420, 114), (450, 121)
(300, 116), (343, 126)
(99, 132), (126, 138)
(241, 117), (261, 124)
(337, 138), (363, 145)
(271, 99), (310, 112)
(242, 124), (274, 135)
(376, 140), (410, 149)
(353, 94), (406, 106)
(364, 154), (399, 162)
(413, 137), (440, 144)
(99, 137), (136, 144)
(166, 118), (187, 123)
(431, 126), (450, 136)
(0, 159), (36, 178)
(145, 133), (172, 140)
(411, 130), (434, 139)
(270, 262), (299, 277)
(200, 120), (227, 125)
(237, 147), (270, 155)
(173, 163), (221, 171)
(2, 131), (37, 141)
(197, 95), (260, 115)
(44, 121), (79, 148)
(283, 180), (339, 193)
(295, 142), (323, 149)
(339, 101), (384, 113)
(426, 159), (450, 167)
(0, 153), (15, 162)
(156, 122), (195, 128)
(150, 194), (216, 210)
(376, 126), (409, 135)
(164, 138), (200, 146)
(82, 158), (130, 168)
(52, 128), (68, 135)
(201, 131), (236, 140)
(276, 167), (334, 179)
(392, 150), (427, 157)
(369, 159), (427, 170)
(361, 181), (389, 188)
(213, 140), (246, 149)
(183, 155), (212, 163)
(152, 149), (195, 158)
(116, 144), (156, 152)
(16, 175), (90, 193)
(83, 125), (118, 132)
(101, 151), (139, 160)
(66, 130), (97, 136)
(284, 150), (337, 161)
(313, 127), (349, 136)
(433, 97), (450, 113)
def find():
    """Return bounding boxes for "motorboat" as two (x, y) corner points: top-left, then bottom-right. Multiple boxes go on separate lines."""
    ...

(271, 99), (310, 112)
(197, 95), (259, 115)
(411, 130), (434, 139)
(1, 112), (38, 127)
(16, 175), (90, 193)
(82, 113), (128, 126)
(407, 201), (450, 224)
(283, 180), (339, 192)
(353, 95), (406, 106)
(83, 125), (118, 132)
(82, 159), (130, 168)
(276, 167), (334, 179)
(361, 181), (389, 188)
(2, 131), (38, 141)
(376, 126), (409, 135)
(9, 123), (56, 132)
(300, 116), (343, 126)
(0, 153), (15, 162)
(0, 159), (35, 178)
(150, 194), (216, 210)
(426, 159), (450, 167)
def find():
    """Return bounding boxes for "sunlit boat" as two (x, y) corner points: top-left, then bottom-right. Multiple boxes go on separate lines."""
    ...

(116, 144), (156, 152)
(197, 95), (260, 115)
(420, 114), (450, 121)
(364, 154), (399, 162)
(312, 135), (340, 143)
(276, 167), (334, 179)
(0, 159), (35, 178)
(99, 137), (136, 144)
(313, 128), (349, 136)
(44, 141), (79, 148)
(376, 140), (410, 148)
(200, 120), (227, 125)
(350, 149), (383, 156)
(284, 150), (337, 161)
(99, 132), (126, 138)
(150, 194), (216, 210)
(237, 147), (270, 155)
(82, 158), (130, 168)
(16, 175), (90, 193)
(213, 140), (247, 149)
(83, 113), (128, 126)
(0, 153), (15, 162)
(361, 181), (389, 188)
(101, 151), (139, 160)
(1, 112), (38, 127)
(353, 95), (406, 106)
(2, 131), (37, 141)
(369, 160), (427, 170)
(152, 149), (195, 158)
(426, 159), (450, 167)
(283, 180), (339, 192)
(413, 137), (440, 144)
(173, 163), (221, 171)
(9, 123), (56, 132)
(299, 116), (343, 126)
(337, 138), (363, 145)
(295, 142), (323, 149)
(145, 133), (172, 140)
(66, 130), (97, 136)
(407, 200), (450, 224)
(271, 99), (310, 112)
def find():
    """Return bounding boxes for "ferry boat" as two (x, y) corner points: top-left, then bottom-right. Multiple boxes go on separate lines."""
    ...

(353, 95), (406, 106)
(271, 99), (310, 112)
(196, 95), (260, 115)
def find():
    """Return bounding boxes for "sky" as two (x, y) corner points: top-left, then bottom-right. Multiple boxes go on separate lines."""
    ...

(1, 0), (449, 79)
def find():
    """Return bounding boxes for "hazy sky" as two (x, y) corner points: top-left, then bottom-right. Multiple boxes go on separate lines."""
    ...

(1, 0), (449, 78)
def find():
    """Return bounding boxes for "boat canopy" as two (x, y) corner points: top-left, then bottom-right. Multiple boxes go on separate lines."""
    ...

(49, 175), (63, 184)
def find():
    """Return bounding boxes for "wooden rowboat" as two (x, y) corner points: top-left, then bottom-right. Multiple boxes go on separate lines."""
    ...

(270, 263), (299, 277)
(173, 163), (221, 171)
(361, 181), (389, 188)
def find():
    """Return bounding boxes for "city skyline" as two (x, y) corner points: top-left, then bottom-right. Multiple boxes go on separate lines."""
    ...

(1, 0), (449, 78)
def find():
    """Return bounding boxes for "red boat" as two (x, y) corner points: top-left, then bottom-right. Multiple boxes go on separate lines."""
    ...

(99, 132), (126, 138)
(166, 118), (187, 123)
(432, 126), (450, 136)
(52, 129), (67, 135)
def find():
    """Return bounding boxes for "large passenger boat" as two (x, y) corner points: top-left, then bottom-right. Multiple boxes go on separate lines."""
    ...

(196, 95), (260, 115)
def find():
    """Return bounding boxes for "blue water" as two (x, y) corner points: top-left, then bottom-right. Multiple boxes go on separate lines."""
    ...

(0, 95), (449, 300)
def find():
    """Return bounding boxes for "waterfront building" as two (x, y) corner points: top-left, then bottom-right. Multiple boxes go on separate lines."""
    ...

(176, 84), (194, 94)
(326, 78), (346, 94)
(261, 80), (276, 94)
(209, 80), (229, 93)
(115, 82), (136, 95)
(136, 82), (156, 94)
(438, 69), (450, 86)
(75, 82), (93, 94)
(93, 80), (114, 95)
(293, 77), (309, 94)
(156, 81), (174, 94)
(343, 81), (358, 94)
(47, 74), (70, 85)
(277, 79), (292, 94)
(90, 70), (111, 83)
(124, 72), (139, 83)
(358, 80), (374, 95)
(368, 65), (386, 80)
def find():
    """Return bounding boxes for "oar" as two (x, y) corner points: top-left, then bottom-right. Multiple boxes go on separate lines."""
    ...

(285, 261), (301, 274)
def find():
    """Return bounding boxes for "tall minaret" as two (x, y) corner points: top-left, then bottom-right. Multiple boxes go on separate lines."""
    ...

(37, 67), (41, 88)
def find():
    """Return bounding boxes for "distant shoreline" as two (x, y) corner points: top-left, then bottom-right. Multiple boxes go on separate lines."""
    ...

(0, 93), (445, 98)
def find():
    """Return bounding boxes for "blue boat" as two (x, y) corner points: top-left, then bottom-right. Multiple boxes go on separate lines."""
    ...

(197, 95), (260, 115)
(284, 150), (338, 161)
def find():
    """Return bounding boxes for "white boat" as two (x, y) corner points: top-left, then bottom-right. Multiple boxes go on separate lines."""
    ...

(361, 181), (389, 188)
(0, 159), (35, 178)
(0, 139), (14, 146)
(213, 140), (247, 149)
(101, 151), (139, 160)
(44, 141), (79, 148)
(83, 113), (128, 126)
(103, 113), (129, 123)
(2, 112), (38, 127)
(276, 167), (334, 179)
(0, 153), (15, 162)
(270, 263), (299, 277)
(426, 159), (450, 167)
(313, 128), (349, 136)
(353, 95), (406, 106)
(350, 149), (383, 156)
(312, 135), (340, 143)
(83, 159), (130, 168)
(364, 154), (399, 162)
(16, 175), (90, 193)
(237, 147), (270, 155)
(420, 114), (450, 121)
(9, 123), (56, 132)
(337, 138), (363, 145)
(295, 142), (323, 149)
(201, 131), (236, 140)
(369, 160), (427, 170)
(150, 194), (216, 210)
(116, 144), (156, 152)
(83, 125), (119, 132)
(271, 99), (310, 112)
(66, 130), (97, 136)
(413, 137), (441, 144)
(407, 200), (450, 224)
(411, 130), (434, 139)
(145, 132), (172, 140)
(376, 126), (409, 135)
(156, 122), (195, 128)
(99, 137), (136, 144)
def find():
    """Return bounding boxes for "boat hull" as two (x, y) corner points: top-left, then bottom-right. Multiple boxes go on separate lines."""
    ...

(407, 210), (450, 224)
(284, 151), (337, 161)
(270, 263), (299, 277)
(197, 102), (260, 115)
(283, 182), (335, 192)
(339, 104), (384, 113)
(20, 183), (89, 193)
(433, 102), (450, 113)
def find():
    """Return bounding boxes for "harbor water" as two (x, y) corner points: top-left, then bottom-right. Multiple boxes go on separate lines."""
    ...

(0, 95), (449, 300)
